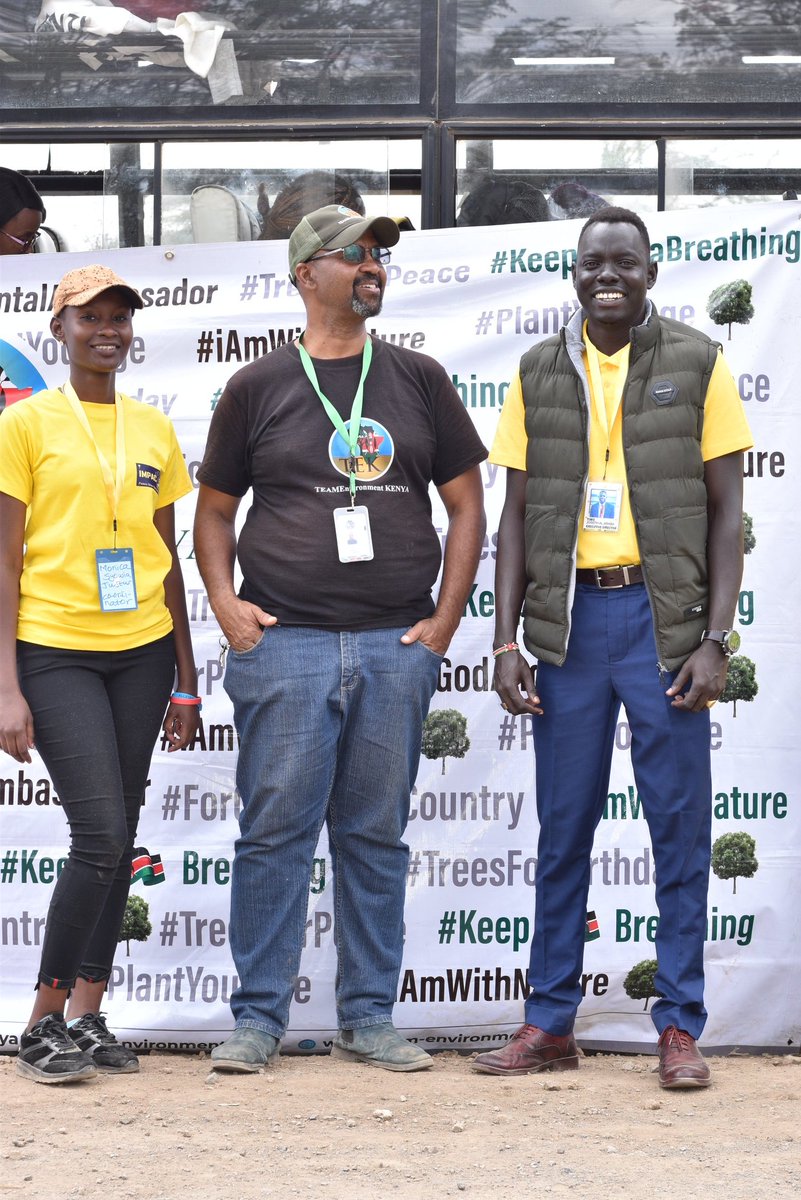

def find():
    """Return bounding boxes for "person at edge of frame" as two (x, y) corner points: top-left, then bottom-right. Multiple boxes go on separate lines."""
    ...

(0, 166), (45, 255)
(0, 265), (199, 1085)
(472, 206), (752, 1090)
(193, 204), (487, 1074)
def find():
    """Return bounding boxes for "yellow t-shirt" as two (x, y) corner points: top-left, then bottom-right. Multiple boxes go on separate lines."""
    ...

(489, 336), (753, 570)
(0, 387), (192, 650)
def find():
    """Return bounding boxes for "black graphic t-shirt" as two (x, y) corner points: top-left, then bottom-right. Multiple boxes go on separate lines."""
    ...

(197, 338), (487, 630)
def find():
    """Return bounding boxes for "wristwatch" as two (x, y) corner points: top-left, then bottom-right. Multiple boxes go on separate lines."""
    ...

(701, 629), (741, 657)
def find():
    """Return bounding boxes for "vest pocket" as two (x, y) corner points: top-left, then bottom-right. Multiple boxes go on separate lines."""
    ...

(646, 505), (707, 561)
(524, 503), (559, 594)
(640, 506), (708, 652)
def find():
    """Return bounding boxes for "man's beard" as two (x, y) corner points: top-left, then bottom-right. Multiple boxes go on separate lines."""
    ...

(351, 289), (383, 319)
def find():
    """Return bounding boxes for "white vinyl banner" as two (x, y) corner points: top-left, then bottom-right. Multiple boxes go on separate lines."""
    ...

(1, 201), (799, 1056)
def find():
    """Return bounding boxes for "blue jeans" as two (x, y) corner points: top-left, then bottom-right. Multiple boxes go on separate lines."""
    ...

(524, 584), (712, 1039)
(223, 625), (441, 1037)
(16, 635), (176, 988)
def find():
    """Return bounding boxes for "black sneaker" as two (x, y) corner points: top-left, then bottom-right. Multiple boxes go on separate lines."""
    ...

(68, 1012), (139, 1073)
(17, 1013), (98, 1085)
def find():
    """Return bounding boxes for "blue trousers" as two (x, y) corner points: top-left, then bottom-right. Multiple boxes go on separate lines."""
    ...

(223, 626), (442, 1037)
(525, 583), (711, 1039)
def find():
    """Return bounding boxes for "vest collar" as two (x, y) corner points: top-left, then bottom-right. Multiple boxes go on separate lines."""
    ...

(564, 299), (656, 358)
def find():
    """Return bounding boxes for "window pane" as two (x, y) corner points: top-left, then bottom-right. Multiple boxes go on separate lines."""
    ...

(456, 1), (801, 106)
(456, 140), (658, 227)
(0, 2), (423, 112)
(2, 144), (155, 250)
(161, 140), (421, 246)
(665, 140), (801, 210)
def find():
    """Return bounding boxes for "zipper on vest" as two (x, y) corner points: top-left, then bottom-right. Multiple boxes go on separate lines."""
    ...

(656, 660), (670, 685)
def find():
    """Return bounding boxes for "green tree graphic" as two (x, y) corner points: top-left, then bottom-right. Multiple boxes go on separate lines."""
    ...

(623, 959), (663, 1012)
(421, 709), (470, 774)
(720, 655), (758, 717)
(711, 832), (758, 894)
(118, 895), (152, 956)
(706, 279), (754, 340)
(743, 511), (755, 555)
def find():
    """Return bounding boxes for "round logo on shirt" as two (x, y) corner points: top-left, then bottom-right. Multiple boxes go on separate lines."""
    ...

(328, 417), (395, 482)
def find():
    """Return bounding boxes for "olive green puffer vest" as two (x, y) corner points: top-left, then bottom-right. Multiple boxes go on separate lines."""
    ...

(520, 310), (719, 671)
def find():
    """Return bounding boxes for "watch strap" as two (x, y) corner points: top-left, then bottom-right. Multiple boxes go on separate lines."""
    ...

(701, 628), (739, 657)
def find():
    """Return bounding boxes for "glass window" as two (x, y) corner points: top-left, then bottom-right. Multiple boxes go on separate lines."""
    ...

(455, 1), (801, 107)
(0, 2), (423, 112)
(455, 140), (659, 227)
(1, 143), (155, 250)
(2, 139), (421, 250)
(664, 140), (801, 210)
(161, 140), (422, 246)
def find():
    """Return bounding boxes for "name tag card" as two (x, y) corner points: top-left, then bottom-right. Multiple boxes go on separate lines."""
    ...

(583, 481), (623, 532)
(333, 505), (374, 562)
(96, 548), (139, 611)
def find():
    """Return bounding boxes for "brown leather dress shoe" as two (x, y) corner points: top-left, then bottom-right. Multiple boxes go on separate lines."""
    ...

(472, 1024), (580, 1075)
(657, 1026), (711, 1089)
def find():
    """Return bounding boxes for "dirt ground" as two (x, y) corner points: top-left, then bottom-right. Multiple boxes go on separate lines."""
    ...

(2, 1046), (799, 1200)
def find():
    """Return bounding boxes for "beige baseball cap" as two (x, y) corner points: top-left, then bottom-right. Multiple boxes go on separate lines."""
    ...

(288, 204), (400, 282)
(52, 265), (144, 316)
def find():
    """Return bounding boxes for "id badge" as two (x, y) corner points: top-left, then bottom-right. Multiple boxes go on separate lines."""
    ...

(333, 505), (374, 562)
(583, 481), (623, 532)
(96, 547), (138, 611)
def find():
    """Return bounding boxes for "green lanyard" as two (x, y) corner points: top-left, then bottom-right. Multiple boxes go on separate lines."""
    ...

(297, 335), (373, 508)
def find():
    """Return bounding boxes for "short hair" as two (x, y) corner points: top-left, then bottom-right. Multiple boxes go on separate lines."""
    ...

(258, 171), (364, 241)
(0, 167), (46, 227)
(457, 176), (550, 227)
(578, 205), (651, 258)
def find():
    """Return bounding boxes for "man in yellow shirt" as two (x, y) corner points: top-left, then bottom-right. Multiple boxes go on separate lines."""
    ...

(473, 207), (752, 1089)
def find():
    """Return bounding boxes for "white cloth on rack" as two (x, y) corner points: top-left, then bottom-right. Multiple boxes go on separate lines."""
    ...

(156, 11), (234, 79)
(34, 2), (242, 101)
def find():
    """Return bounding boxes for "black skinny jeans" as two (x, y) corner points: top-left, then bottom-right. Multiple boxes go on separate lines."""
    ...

(17, 634), (175, 988)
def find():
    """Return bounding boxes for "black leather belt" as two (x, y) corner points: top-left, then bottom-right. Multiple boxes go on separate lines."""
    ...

(575, 564), (644, 589)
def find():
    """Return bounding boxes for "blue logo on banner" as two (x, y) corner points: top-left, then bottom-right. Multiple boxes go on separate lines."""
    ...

(0, 339), (47, 405)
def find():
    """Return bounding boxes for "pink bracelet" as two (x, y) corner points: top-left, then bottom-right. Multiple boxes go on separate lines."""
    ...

(170, 692), (202, 706)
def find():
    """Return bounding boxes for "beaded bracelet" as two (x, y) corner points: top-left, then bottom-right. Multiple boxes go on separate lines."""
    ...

(170, 691), (202, 707)
(492, 642), (519, 658)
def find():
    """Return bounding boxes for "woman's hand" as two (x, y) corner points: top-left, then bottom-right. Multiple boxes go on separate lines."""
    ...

(0, 687), (35, 763)
(162, 700), (201, 753)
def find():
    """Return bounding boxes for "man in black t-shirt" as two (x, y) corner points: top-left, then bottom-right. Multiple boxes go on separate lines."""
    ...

(195, 205), (487, 1074)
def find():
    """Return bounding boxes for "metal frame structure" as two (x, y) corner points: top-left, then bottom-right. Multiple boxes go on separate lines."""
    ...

(1, 1), (799, 243)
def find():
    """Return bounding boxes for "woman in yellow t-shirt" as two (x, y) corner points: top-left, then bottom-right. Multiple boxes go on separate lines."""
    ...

(0, 265), (199, 1084)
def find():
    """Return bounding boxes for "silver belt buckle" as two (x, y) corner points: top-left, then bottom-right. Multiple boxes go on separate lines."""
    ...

(596, 565), (625, 589)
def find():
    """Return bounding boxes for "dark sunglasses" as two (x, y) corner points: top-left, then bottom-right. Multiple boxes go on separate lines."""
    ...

(0, 228), (41, 252)
(307, 244), (391, 267)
